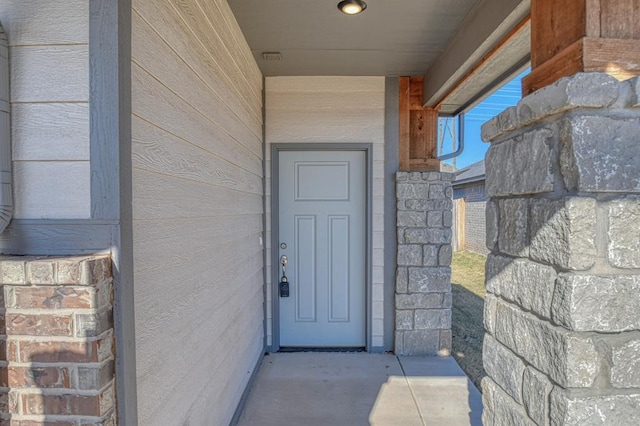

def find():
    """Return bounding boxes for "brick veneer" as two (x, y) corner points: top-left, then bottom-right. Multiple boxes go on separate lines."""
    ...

(0, 255), (115, 424)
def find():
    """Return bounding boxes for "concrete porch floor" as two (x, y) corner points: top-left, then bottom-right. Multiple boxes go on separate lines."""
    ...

(236, 352), (482, 426)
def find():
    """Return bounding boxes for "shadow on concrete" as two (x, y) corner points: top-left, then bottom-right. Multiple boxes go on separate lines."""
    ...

(398, 356), (483, 426)
(236, 352), (482, 426)
(451, 283), (486, 390)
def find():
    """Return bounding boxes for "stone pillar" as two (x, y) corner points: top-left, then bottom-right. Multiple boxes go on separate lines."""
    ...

(395, 171), (453, 356)
(482, 73), (640, 425)
(0, 255), (115, 424)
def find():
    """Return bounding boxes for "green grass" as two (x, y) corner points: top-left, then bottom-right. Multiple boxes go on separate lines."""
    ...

(450, 250), (487, 390)
(451, 250), (486, 298)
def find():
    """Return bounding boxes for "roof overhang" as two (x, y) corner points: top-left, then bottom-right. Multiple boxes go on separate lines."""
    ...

(424, 0), (531, 115)
(229, 0), (530, 115)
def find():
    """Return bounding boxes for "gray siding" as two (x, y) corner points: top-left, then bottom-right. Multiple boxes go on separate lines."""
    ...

(0, 1), (90, 219)
(131, 0), (264, 424)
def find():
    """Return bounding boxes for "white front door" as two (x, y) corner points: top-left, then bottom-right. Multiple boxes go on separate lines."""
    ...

(278, 150), (366, 347)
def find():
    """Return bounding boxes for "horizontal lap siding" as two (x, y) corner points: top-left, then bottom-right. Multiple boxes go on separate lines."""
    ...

(265, 76), (386, 348)
(0, 0), (90, 219)
(131, 0), (263, 425)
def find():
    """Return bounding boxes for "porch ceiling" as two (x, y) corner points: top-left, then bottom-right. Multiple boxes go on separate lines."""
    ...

(228, 0), (481, 77)
(229, 0), (531, 112)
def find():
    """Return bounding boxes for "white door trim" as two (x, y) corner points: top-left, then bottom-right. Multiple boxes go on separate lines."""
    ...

(269, 143), (373, 352)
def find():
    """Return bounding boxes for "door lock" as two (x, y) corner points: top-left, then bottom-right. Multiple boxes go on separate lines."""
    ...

(279, 255), (290, 297)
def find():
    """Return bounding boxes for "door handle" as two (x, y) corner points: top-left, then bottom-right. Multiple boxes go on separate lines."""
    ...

(279, 255), (290, 297)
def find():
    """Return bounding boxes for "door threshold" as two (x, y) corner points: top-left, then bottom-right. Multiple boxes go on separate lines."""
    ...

(278, 347), (366, 353)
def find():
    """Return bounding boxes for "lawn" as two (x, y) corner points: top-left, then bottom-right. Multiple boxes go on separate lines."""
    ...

(450, 250), (487, 390)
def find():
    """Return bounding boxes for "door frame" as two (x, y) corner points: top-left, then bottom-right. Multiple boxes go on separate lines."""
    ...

(269, 143), (373, 352)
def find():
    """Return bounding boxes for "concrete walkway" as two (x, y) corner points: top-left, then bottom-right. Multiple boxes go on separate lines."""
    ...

(236, 352), (482, 426)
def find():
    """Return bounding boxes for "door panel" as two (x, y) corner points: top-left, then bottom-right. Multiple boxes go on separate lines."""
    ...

(328, 215), (350, 322)
(278, 150), (366, 347)
(295, 215), (316, 322)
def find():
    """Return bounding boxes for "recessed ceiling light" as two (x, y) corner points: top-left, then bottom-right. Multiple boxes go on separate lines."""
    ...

(338, 0), (367, 15)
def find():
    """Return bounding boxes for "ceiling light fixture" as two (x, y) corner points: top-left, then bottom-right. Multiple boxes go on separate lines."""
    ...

(338, 0), (367, 15)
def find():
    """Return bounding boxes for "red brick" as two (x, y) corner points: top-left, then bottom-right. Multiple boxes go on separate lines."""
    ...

(0, 259), (27, 284)
(96, 331), (114, 362)
(0, 390), (10, 413)
(81, 257), (112, 285)
(6, 313), (73, 337)
(8, 366), (71, 389)
(5, 339), (15, 362)
(75, 309), (113, 338)
(56, 259), (82, 285)
(0, 366), (7, 387)
(12, 286), (95, 309)
(11, 340), (99, 363)
(7, 390), (19, 414)
(26, 261), (55, 285)
(21, 393), (100, 416)
(78, 361), (114, 390)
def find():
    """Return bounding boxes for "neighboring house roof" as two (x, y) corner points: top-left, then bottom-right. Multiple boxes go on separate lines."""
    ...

(453, 159), (485, 186)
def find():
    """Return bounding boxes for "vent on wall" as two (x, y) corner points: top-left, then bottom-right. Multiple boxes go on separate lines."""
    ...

(0, 21), (12, 234)
(262, 52), (282, 61)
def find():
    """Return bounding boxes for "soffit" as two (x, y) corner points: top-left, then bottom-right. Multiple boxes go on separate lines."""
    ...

(228, 0), (481, 77)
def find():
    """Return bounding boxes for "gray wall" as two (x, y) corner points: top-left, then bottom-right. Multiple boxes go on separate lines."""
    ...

(265, 76), (387, 349)
(131, 0), (264, 424)
(465, 201), (488, 255)
(0, 1), (90, 219)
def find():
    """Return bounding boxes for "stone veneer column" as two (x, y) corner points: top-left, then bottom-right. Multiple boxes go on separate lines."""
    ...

(395, 171), (453, 356)
(0, 255), (115, 424)
(481, 73), (640, 425)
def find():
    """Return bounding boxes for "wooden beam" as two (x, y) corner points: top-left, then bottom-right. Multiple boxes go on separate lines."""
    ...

(530, 0), (587, 68)
(423, 0), (530, 107)
(399, 77), (410, 171)
(523, 38), (585, 95)
(399, 77), (440, 172)
(434, 15), (530, 111)
(409, 107), (438, 160)
(600, 0), (640, 38)
(525, 0), (640, 95)
(409, 158), (441, 171)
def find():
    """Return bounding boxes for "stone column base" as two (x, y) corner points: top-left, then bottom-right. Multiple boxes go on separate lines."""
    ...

(481, 73), (640, 425)
(395, 172), (453, 356)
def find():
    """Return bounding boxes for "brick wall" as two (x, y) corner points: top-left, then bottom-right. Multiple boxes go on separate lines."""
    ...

(453, 183), (487, 203)
(481, 73), (640, 425)
(465, 201), (488, 255)
(0, 255), (115, 424)
(395, 172), (453, 355)
(453, 182), (488, 255)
